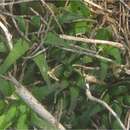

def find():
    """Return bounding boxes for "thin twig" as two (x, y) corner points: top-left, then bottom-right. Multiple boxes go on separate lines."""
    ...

(83, 0), (112, 13)
(0, 21), (13, 50)
(3, 73), (66, 130)
(0, 0), (35, 6)
(59, 34), (124, 49)
(85, 83), (126, 130)
(40, 0), (64, 34)
(57, 46), (115, 63)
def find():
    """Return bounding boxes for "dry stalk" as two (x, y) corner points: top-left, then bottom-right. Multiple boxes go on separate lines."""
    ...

(85, 83), (126, 130)
(0, 0), (35, 6)
(59, 34), (124, 49)
(0, 21), (13, 50)
(3, 73), (66, 130)
(40, 0), (64, 34)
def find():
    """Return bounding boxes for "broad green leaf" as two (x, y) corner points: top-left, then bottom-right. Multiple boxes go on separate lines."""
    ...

(82, 56), (93, 64)
(16, 17), (26, 33)
(45, 32), (62, 46)
(0, 106), (17, 129)
(5, 106), (17, 123)
(32, 82), (62, 101)
(96, 27), (112, 40)
(32, 86), (51, 101)
(31, 16), (41, 29)
(33, 54), (51, 86)
(74, 21), (88, 34)
(70, 0), (91, 17)
(0, 39), (29, 74)
(0, 114), (5, 129)
(0, 78), (14, 96)
(16, 114), (28, 130)
(31, 112), (56, 129)
(18, 104), (27, 114)
(108, 48), (122, 64)
(45, 32), (75, 48)
(58, 10), (83, 24)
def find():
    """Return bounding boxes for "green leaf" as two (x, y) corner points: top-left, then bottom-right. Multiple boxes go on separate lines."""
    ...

(96, 27), (112, 40)
(31, 16), (41, 29)
(33, 54), (51, 86)
(0, 39), (29, 74)
(0, 78), (14, 96)
(16, 17), (26, 33)
(5, 106), (17, 123)
(58, 10), (83, 24)
(108, 48), (122, 64)
(18, 104), (27, 114)
(74, 21), (87, 34)
(31, 112), (56, 129)
(0, 114), (6, 129)
(45, 32), (69, 47)
(16, 114), (28, 130)
(70, 1), (91, 17)
(82, 56), (93, 64)
(0, 106), (17, 129)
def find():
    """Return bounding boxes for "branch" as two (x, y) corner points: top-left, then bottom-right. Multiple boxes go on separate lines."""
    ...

(59, 34), (124, 50)
(85, 83), (126, 130)
(0, 21), (13, 50)
(5, 73), (66, 130)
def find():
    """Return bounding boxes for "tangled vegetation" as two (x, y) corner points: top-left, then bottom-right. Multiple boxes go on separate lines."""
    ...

(0, 0), (130, 129)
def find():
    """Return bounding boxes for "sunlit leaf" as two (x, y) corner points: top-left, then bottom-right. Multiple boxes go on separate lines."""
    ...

(0, 39), (29, 74)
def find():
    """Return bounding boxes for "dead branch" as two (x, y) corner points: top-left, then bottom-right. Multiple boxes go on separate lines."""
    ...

(85, 83), (126, 130)
(0, 21), (13, 50)
(59, 34), (124, 49)
(5, 73), (66, 130)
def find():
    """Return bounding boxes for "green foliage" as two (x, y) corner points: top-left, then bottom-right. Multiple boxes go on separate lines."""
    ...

(0, 39), (29, 74)
(33, 54), (50, 86)
(0, 0), (127, 130)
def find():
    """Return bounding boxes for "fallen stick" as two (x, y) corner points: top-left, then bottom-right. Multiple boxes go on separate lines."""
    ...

(85, 83), (126, 130)
(5, 73), (66, 130)
(0, 21), (13, 50)
(59, 34), (124, 49)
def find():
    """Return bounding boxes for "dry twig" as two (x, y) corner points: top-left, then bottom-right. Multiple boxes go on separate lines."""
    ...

(85, 83), (126, 130)
(0, 21), (13, 50)
(3, 73), (66, 130)
(60, 34), (124, 49)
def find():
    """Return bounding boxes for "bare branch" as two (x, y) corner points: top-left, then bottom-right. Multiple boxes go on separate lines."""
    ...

(0, 21), (13, 50)
(5, 73), (66, 130)
(59, 34), (124, 49)
(85, 83), (126, 130)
